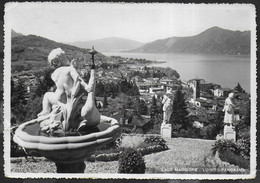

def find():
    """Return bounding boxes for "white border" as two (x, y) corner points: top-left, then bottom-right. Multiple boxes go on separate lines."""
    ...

(3, 2), (257, 179)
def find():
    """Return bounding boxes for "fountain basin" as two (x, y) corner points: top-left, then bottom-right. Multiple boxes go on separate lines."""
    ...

(13, 115), (121, 164)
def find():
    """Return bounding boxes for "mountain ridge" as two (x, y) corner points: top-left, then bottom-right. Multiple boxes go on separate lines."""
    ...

(11, 29), (24, 38)
(68, 37), (145, 52)
(128, 26), (250, 55)
(11, 34), (105, 64)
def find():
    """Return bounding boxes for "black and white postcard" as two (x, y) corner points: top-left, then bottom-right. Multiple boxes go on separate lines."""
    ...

(3, 2), (257, 179)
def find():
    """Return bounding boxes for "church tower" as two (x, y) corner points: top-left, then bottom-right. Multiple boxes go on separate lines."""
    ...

(193, 79), (200, 100)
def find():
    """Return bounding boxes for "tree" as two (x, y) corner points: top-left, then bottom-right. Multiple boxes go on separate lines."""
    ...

(150, 96), (158, 119)
(11, 77), (42, 124)
(96, 81), (105, 97)
(11, 78), (28, 108)
(34, 68), (55, 97)
(103, 93), (108, 108)
(234, 83), (245, 93)
(170, 88), (189, 130)
(243, 102), (251, 127)
(126, 97), (134, 109)
(139, 99), (148, 115)
(120, 79), (129, 94)
(131, 81), (140, 96)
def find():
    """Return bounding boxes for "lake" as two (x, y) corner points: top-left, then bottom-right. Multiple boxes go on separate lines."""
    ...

(103, 52), (251, 93)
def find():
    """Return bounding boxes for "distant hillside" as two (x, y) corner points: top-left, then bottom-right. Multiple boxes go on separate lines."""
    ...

(68, 37), (145, 52)
(129, 27), (250, 55)
(11, 34), (105, 63)
(11, 30), (23, 38)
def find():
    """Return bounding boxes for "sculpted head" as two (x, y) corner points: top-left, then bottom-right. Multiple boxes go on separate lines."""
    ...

(48, 48), (70, 67)
(228, 92), (235, 99)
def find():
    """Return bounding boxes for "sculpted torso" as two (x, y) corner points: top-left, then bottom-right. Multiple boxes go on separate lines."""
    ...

(51, 66), (75, 103)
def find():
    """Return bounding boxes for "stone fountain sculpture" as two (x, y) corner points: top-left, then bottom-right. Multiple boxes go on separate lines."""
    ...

(13, 47), (121, 173)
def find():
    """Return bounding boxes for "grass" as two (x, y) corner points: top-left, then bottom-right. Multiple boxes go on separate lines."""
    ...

(10, 137), (250, 174)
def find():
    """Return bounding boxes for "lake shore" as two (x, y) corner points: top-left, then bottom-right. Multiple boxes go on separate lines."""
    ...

(103, 52), (251, 93)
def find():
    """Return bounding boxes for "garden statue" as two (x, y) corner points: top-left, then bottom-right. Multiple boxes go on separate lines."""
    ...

(222, 92), (236, 141)
(161, 94), (173, 138)
(222, 92), (235, 126)
(162, 94), (173, 124)
(13, 47), (121, 173)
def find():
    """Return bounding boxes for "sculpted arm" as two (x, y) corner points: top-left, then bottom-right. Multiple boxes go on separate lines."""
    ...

(69, 67), (93, 92)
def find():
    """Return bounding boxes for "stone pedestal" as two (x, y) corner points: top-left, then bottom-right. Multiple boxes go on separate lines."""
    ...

(223, 125), (236, 141)
(161, 123), (172, 138)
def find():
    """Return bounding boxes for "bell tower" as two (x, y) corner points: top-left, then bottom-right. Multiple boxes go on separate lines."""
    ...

(193, 79), (200, 100)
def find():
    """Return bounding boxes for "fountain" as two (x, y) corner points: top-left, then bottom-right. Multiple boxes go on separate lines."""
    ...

(13, 47), (121, 173)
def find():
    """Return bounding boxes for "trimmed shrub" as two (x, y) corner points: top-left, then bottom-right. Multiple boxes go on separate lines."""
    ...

(212, 139), (239, 155)
(236, 138), (250, 160)
(144, 136), (168, 150)
(212, 139), (250, 169)
(219, 148), (250, 169)
(118, 148), (146, 173)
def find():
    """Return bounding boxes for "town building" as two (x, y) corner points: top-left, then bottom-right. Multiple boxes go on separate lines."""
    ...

(213, 88), (224, 97)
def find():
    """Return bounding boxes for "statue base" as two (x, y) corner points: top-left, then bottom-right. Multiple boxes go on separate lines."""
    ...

(160, 123), (172, 138)
(223, 125), (236, 141)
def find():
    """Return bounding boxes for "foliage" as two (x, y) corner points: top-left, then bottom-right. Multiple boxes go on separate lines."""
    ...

(218, 148), (250, 169)
(103, 93), (108, 108)
(89, 135), (168, 162)
(34, 68), (55, 97)
(95, 79), (139, 98)
(200, 111), (224, 140)
(185, 126), (203, 139)
(11, 78), (28, 108)
(12, 96), (43, 125)
(212, 139), (250, 168)
(119, 79), (140, 96)
(95, 81), (105, 96)
(234, 82), (245, 93)
(144, 136), (168, 150)
(236, 138), (250, 160)
(139, 99), (148, 115)
(99, 62), (119, 69)
(150, 96), (158, 119)
(243, 104), (251, 127)
(153, 67), (180, 79)
(169, 88), (189, 131)
(212, 139), (239, 155)
(11, 77), (42, 124)
(200, 124), (218, 140)
(118, 148), (146, 173)
(130, 66), (180, 79)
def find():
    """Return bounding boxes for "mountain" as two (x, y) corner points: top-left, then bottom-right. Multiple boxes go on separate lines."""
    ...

(68, 37), (145, 52)
(11, 30), (23, 38)
(11, 34), (105, 63)
(128, 27), (250, 55)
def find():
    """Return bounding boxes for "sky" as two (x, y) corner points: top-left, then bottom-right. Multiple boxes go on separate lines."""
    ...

(5, 2), (255, 43)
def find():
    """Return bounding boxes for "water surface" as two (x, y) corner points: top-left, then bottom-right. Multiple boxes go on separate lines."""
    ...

(103, 52), (251, 93)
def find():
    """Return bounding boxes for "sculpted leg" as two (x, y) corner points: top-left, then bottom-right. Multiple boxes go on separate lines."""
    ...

(37, 92), (56, 117)
(80, 69), (100, 126)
